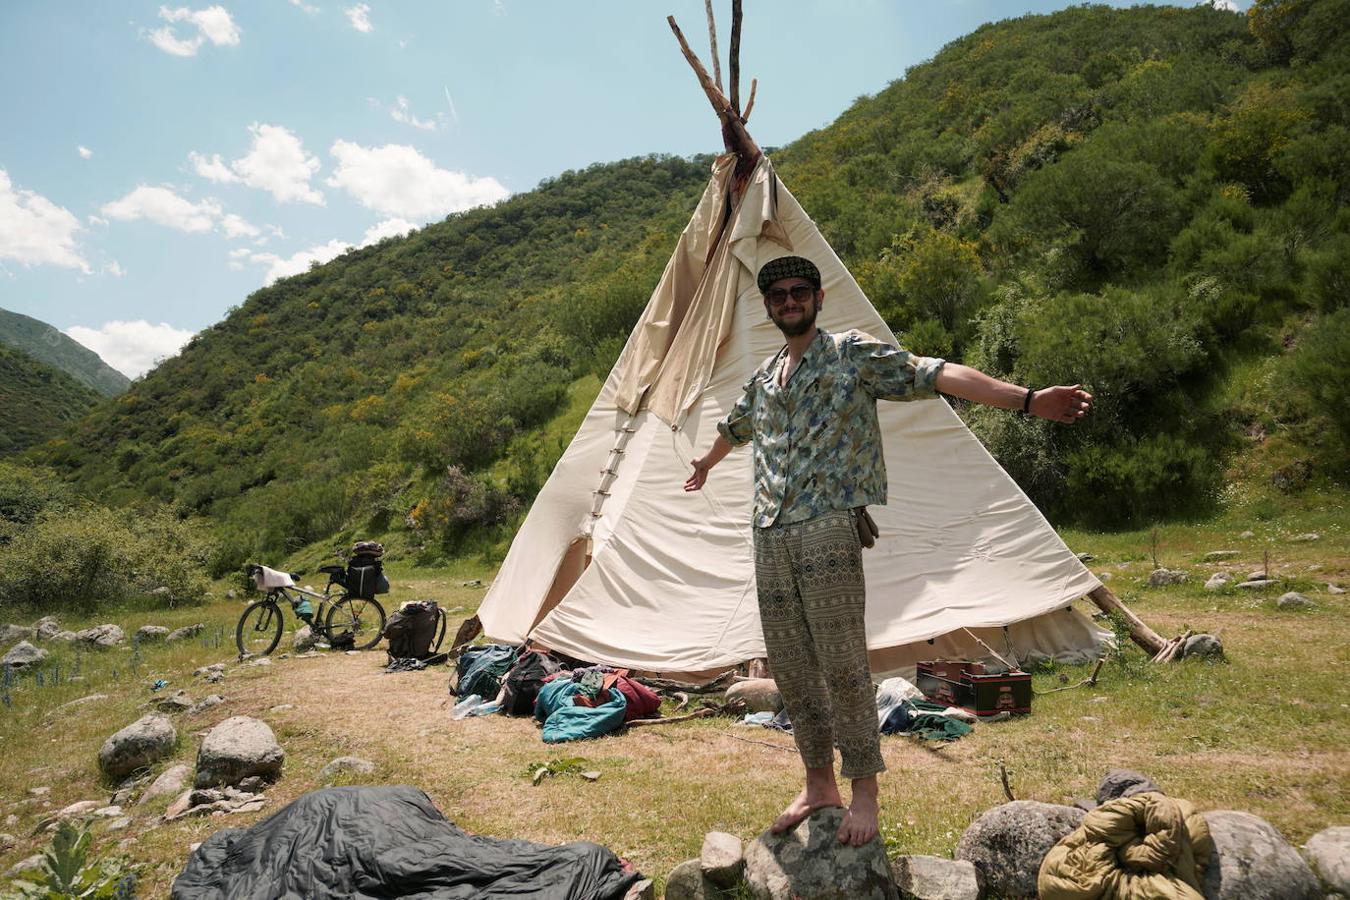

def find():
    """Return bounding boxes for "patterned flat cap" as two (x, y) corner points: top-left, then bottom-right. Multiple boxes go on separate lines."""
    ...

(757, 255), (822, 294)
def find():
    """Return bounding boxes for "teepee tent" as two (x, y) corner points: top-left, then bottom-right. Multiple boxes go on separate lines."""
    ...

(476, 8), (1161, 679)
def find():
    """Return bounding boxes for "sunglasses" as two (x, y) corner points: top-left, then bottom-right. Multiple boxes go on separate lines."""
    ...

(764, 284), (817, 306)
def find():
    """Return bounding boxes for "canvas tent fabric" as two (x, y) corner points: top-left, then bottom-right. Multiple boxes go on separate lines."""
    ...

(477, 153), (1105, 678)
(170, 786), (640, 900)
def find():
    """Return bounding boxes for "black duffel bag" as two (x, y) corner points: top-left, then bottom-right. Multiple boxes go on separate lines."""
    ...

(385, 601), (440, 661)
(501, 649), (567, 716)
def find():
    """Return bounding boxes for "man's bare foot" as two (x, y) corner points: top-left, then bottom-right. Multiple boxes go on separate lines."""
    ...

(838, 778), (880, 846)
(770, 785), (843, 834)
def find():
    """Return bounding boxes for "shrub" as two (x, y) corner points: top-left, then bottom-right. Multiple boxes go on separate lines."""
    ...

(1281, 307), (1350, 471)
(0, 462), (73, 527)
(0, 504), (211, 614)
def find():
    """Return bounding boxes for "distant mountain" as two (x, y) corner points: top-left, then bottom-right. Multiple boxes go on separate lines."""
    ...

(0, 342), (103, 456)
(0, 308), (130, 396)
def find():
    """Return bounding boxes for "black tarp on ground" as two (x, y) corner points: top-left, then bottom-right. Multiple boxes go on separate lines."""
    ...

(170, 786), (641, 900)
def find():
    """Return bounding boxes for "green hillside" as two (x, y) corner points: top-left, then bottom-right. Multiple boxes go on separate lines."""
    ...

(37, 1), (1350, 572)
(0, 308), (131, 396)
(0, 343), (103, 456)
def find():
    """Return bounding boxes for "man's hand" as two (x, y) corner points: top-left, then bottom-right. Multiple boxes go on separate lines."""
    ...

(684, 457), (712, 492)
(1030, 385), (1093, 424)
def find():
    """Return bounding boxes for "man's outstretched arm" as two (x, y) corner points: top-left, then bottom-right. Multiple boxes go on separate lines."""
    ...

(685, 434), (734, 491)
(934, 363), (1092, 424)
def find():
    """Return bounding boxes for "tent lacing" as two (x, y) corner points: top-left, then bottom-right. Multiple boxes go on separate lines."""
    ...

(585, 410), (641, 551)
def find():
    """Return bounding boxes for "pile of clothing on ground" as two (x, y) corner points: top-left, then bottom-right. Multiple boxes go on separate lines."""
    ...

(448, 646), (663, 742)
(738, 674), (975, 742)
(171, 786), (641, 899)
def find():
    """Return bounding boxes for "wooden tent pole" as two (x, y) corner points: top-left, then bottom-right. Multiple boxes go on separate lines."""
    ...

(742, 77), (757, 123)
(667, 15), (761, 161)
(703, 0), (723, 93)
(728, 0), (743, 114)
(1087, 585), (1166, 656)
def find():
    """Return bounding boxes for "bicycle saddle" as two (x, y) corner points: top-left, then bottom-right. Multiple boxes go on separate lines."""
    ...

(318, 564), (346, 575)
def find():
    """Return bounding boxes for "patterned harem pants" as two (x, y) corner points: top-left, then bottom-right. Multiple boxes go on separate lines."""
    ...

(753, 509), (885, 779)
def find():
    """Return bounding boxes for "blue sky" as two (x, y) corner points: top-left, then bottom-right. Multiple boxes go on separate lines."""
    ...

(0, 0), (1247, 377)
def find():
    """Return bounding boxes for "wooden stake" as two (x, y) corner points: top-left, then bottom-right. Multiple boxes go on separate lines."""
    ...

(729, 0), (743, 114)
(962, 628), (1017, 671)
(1087, 585), (1166, 656)
(625, 707), (716, 728)
(703, 0), (722, 93)
(999, 761), (1016, 802)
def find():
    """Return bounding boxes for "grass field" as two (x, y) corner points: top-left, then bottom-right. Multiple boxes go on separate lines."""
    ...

(0, 495), (1345, 896)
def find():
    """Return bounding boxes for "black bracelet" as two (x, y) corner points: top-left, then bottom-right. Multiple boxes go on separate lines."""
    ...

(1022, 387), (1036, 415)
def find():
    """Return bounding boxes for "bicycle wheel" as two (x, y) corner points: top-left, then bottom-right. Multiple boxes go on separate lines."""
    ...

(236, 601), (283, 657)
(325, 597), (386, 651)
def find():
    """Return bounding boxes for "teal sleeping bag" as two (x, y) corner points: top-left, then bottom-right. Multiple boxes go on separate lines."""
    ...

(535, 679), (627, 743)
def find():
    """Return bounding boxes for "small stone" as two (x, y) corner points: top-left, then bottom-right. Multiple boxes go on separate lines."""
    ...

(153, 690), (194, 713)
(135, 625), (170, 643)
(319, 756), (375, 780)
(91, 805), (123, 818)
(891, 855), (980, 900)
(1097, 770), (1163, 803)
(163, 789), (194, 820)
(1305, 826), (1350, 896)
(188, 695), (225, 714)
(1236, 579), (1277, 590)
(243, 656), (272, 668)
(1289, 532), (1320, 542)
(700, 831), (744, 889)
(623, 878), (654, 900)
(1238, 530), (1254, 539)
(4, 854), (42, 878)
(1147, 568), (1187, 587)
(292, 625), (316, 653)
(1075, 552), (1094, 562)
(236, 776), (267, 794)
(206, 671), (225, 684)
(1330, 583), (1346, 595)
(1181, 634), (1224, 660)
(50, 630), (78, 643)
(33, 618), (60, 641)
(1, 640), (48, 669)
(166, 624), (204, 643)
(194, 664), (226, 677)
(57, 800), (102, 820)
(725, 678), (784, 713)
(225, 589), (237, 600)
(105, 817), (132, 831)
(1203, 550), (1240, 561)
(0, 624), (34, 646)
(269, 704), (294, 712)
(138, 764), (192, 806)
(664, 859), (719, 900)
(1278, 592), (1316, 610)
(75, 624), (125, 649)
(28, 786), (49, 797)
(1204, 572), (1232, 591)
(0, 833), (14, 852)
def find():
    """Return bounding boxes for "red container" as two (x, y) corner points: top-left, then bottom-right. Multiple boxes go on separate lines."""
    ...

(960, 670), (1032, 716)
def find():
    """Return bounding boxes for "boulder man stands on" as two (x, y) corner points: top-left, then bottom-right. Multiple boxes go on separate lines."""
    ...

(684, 255), (1093, 847)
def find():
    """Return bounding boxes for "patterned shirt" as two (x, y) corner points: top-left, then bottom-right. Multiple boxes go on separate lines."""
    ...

(717, 328), (945, 528)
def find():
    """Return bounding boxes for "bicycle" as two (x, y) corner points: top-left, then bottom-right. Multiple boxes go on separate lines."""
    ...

(236, 564), (387, 657)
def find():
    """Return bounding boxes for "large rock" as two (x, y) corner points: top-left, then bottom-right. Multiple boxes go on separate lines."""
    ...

(195, 716), (284, 788)
(1277, 592), (1315, 610)
(135, 625), (170, 643)
(1204, 573), (1232, 591)
(1097, 769), (1163, 804)
(167, 624), (204, 643)
(152, 689), (194, 713)
(1148, 568), (1188, 587)
(665, 859), (720, 900)
(2, 640), (48, 669)
(1203, 810), (1320, 900)
(890, 856), (980, 900)
(955, 801), (1084, 898)
(1305, 826), (1350, 896)
(76, 624), (125, 649)
(98, 714), (177, 779)
(726, 679), (784, 713)
(701, 831), (745, 889)
(743, 807), (898, 899)
(0, 624), (34, 646)
(33, 616), (59, 640)
(1182, 633), (1224, 660)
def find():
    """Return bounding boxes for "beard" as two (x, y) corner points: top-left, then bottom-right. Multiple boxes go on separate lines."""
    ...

(769, 299), (820, 337)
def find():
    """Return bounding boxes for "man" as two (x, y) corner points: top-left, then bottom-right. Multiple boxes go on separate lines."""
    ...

(683, 255), (1091, 847)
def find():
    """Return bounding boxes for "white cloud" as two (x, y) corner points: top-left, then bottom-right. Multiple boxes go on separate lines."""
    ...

(491, 0), (506, 16)
(327, 140), (508, 220)
(101, 185), (222, 233)
(147, 5), (241, 56)
(65, 320), (195, 378)
(0, 169), (90, 273)
(189, 124), (323, 204)
(442, 86), (460, 125)
(288, 0), (319, 12)
(104, 261), (126, 277)
(78, 146), (93, 160)
(345, 4), (373, 32)
(360, 217), (416, 244)
(391, 96), (438, 131)
(1210, 0), (1240, 10)
(221, 213), (260, 239)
